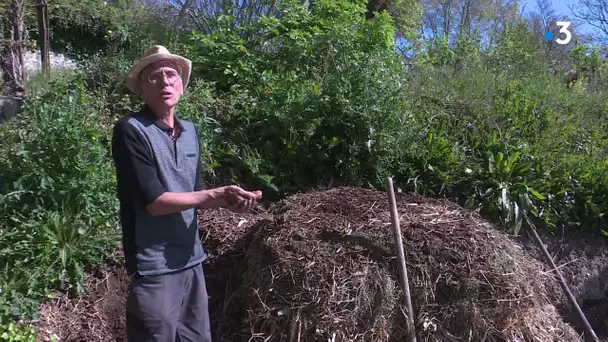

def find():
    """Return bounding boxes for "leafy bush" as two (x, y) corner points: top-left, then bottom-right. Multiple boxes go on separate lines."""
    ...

(404, 64), (608, 233)
(0, 74), (119, 323)
(181, 0), (426, 199)
(43, 0), (180, 59)
(0, 321), (38, 342)
(174, 0), (608, 234)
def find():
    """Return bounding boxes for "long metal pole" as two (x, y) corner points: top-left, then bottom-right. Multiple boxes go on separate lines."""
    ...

(385, 177), (417, 342)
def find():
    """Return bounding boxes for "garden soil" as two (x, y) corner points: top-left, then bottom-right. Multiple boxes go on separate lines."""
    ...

(38, 187), (604, 341)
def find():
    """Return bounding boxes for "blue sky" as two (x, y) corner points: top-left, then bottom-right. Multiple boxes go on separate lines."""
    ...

(521, 0), (593, 35)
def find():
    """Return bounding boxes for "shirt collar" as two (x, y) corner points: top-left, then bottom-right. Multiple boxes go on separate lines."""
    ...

(140, 104), (186, 134)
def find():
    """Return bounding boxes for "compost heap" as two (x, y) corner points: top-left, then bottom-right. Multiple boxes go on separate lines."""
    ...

(200, 187), (578, 342)
(37, 187), (579, 341)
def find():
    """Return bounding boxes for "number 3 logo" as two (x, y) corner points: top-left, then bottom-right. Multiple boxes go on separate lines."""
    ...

(556, 21), (572, 45)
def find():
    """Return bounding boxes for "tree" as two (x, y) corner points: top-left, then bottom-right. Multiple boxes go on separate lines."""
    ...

(176, 0), (193, 27)
(1, 0), (26, 97)
(366, 0), (423, 40)
(170, 0), (283, 34)
(528, 0), (566, 66)
(571, 0), (608, 41)
(420, 0), (520, 47)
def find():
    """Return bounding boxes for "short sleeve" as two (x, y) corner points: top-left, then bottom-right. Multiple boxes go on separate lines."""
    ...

(111, 120), (167, 206)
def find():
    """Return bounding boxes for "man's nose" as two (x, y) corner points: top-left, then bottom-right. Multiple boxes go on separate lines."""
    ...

(160, 73), (171, 86)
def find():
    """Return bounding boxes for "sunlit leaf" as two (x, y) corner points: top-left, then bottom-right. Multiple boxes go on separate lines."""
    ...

(528, 188), (545, 200)
(60, 248), (67, 268)
(514, 202), (522, 235)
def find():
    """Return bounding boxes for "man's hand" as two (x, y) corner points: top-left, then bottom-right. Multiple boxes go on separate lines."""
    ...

(195, 185), (262, 212)
(222, 185), (262, 213)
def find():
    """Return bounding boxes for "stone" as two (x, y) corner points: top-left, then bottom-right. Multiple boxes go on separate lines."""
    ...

(0, 96), (23, 125)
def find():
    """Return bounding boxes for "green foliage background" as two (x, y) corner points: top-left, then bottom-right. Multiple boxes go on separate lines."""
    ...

(0, 0), (607, 339)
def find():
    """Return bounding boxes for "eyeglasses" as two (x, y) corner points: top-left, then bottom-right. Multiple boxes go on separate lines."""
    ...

(145, 68), (182, 85)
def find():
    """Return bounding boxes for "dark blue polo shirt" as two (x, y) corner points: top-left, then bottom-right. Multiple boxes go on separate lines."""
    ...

(111, 105), (206, 276)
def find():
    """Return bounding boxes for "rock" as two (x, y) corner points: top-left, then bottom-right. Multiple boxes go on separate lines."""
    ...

(0, 96), (23, 125)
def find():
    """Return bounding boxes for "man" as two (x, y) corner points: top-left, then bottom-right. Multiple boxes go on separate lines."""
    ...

(111, 45), (262, 342)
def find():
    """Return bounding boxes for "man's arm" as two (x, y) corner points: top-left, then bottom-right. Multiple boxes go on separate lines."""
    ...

(112, 120), (226, 216)
(146, 188), (225, 216)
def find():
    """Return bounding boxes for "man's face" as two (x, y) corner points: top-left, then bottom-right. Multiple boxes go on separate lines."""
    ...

(138, 60), (184, 110)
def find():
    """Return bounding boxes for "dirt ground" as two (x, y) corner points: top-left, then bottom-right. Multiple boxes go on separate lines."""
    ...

(36, 187), (607, 341)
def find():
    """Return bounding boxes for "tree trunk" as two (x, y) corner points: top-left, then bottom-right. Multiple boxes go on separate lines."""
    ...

(1, 0), (26, 97)
(176, 0), (193, 28)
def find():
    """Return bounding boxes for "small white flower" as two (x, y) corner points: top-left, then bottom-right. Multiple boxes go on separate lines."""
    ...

(465, 168), (473, 174)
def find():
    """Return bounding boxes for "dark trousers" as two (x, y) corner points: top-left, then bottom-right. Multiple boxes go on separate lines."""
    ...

(126, 263), (212, 342)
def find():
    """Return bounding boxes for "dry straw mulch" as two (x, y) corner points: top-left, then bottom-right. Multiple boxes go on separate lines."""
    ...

(208, 187), (579, 341)
(37, 267), (129, 341)
(38, 187), (580, 341)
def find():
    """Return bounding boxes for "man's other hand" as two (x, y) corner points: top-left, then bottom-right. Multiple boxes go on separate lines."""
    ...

(222, 185), (262, 213)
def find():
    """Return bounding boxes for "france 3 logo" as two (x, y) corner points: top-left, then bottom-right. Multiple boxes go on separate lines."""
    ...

(544, 21), (572, 45)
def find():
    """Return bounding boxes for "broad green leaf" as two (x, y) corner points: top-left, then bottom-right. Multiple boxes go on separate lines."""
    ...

(465, 195), (476, 209)
(60, 248), (67, 267)
(528, 188), (545, 200)
(502, 187), (511, 215)
(514, 202), (522, 234)
(488, 153), (496, 174)
(496, 152), (505, 171)
(514, 160), (533, 174)
(519, 193), (534, 211)
(507, 151), (521, 172)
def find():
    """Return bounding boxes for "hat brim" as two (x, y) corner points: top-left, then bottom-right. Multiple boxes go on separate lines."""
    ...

(126, 53), (192, 94)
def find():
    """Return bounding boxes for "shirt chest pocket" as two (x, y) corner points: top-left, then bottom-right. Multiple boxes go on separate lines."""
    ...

(177, 147), (199, 172)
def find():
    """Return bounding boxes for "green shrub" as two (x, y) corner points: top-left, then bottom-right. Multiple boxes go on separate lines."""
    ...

(43, 0), (181, 59)
(180, 0), (427, 199)
(81, 54), (143, 119)
(0, 74), (119, 323)
(404, 64), (608, 233)
(0, 321), (37, 342)
(175, 0), (607, 234)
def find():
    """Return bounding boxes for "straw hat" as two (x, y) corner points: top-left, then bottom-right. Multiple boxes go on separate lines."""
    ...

(126, 45), (192, 94)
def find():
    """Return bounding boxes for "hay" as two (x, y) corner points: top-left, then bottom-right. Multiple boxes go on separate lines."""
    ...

(38, 187), (581, 341)
(204, 187), (580, 341)
(37, 267), (128, 341)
